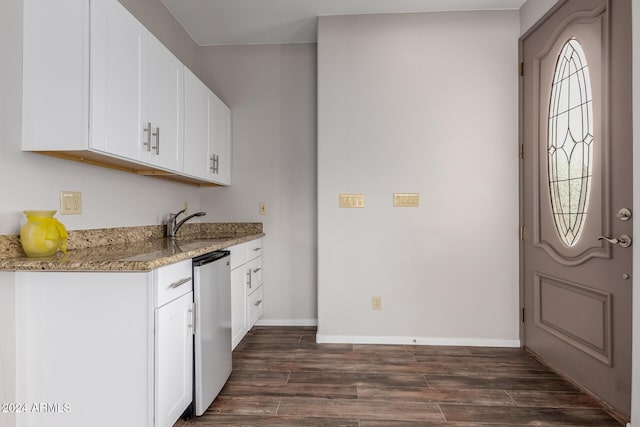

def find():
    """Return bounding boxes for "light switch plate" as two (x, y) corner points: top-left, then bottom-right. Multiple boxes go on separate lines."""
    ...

(393, 193), (419, 207)
(339, 194), (365, 208)
(60, 191), (82, 215)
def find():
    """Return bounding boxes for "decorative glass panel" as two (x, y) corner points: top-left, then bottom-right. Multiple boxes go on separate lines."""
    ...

(548, 39), (593, 247)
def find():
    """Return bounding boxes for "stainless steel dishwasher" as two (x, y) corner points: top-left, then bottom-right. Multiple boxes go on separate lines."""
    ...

(192, 251), (232, 416)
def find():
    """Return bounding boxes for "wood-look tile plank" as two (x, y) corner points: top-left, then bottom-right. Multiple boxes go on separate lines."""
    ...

(238, 342), (353, 353)
(353, 344), (472, 356)
(439, 404), (622, 426)
(288, 371), (429, 387)
(357, 385), (516, 405)
(233, 358), (363, 373)
(276, 397), (444, 422)
(205, 396), (280, 416)
(226, 370), (289, 384)
(220, 382), (358, 399)
(359, 421), (529, 427)
(186, 414), (359, 426)
(426, 375), (580, 391)
(466, 346), (530, 357)
(293, 350), (417, 364)
(414, 353), (545, 367)
(507, 390), (605, 408)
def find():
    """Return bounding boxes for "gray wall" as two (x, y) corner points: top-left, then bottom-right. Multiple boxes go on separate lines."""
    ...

(317, 11), (520, 344)
(198, 44), (318, 325)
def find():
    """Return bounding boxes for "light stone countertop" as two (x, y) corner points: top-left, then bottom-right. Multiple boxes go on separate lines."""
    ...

(0, 223), (263, 272)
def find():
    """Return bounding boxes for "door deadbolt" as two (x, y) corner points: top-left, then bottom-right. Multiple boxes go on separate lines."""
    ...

(617, 208), (632, 221)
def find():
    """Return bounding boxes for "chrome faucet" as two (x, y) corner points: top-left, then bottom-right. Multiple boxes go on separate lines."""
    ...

(166, 209), (206, 238)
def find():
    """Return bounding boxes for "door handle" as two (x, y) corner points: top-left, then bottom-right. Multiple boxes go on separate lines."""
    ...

(597, 234), (632, 248)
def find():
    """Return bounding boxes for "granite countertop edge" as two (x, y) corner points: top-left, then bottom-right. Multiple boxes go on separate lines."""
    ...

(0, 233), (265, 272)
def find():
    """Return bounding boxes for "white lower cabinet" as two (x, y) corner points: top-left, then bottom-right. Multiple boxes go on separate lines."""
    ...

(230, 264), (249, 349)
(230, 239), (264, 349)
(154, 289), (194, 427)
(6, 259), (194, 427)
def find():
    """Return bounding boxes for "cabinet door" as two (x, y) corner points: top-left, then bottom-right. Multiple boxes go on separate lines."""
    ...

(210, 94), (231, 185)
(155, 292), (193, 427)
(184, 68), (210, 178)
(231, 266), (248, 349)
(248, 285), (264, 329)
(90, 0), (147, 160)
(147, 35), (184, 171)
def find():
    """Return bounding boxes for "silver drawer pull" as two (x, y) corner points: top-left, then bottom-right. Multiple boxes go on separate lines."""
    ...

(252, 267), (262, 273)
(143, 122), (152, 151)
(188, 302), (196, 335)
(253, 247), (261, 251)
(170, 277), (191, 289)
(254, 299), (263, 307)
(151, 127), (160, 155)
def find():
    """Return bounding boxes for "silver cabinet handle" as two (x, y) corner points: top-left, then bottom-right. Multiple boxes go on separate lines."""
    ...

(209, 155), (215, 172)
(212, 154), (219, 174)
(598, 235), (632, 248)
(253, 247), (262, 251)
(170, 277), (191, 289)
(151, 127), (160, 154)
(252, 267), (262, 273)
(188, 302), (196, 335)
(143, 122), (152, 151)
(254, 299), (263, 307)
(246, 269), (252, 289)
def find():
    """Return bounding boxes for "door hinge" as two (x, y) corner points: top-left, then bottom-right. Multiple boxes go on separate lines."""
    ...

(519, 144), (524, 159)
(519, 62), (524, 77)
(521, 308), (525, 323)
(520, 226), (526, 241)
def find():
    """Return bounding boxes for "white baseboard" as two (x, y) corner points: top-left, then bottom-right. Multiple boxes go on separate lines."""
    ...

(254, 318), (318, 327)
(315, 334), (521, 347)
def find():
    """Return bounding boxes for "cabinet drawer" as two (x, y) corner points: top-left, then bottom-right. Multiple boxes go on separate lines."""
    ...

(247, 238), (262, 261)
(247, 256), (262, 292)
(229, 243), (247, 270)
(248, 285), (264, 327)
(154, 259), (193, 307)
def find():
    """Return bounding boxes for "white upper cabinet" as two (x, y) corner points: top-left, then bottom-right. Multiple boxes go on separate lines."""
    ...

(91, 0), (184, 170)
(90, 0), (147, 161)
(22, 0), (226, 186)
(184, 68), (231, 185)
(147, 35), (184, 171)
(209, 94), (231, 185)
(184, 68), (211, 179)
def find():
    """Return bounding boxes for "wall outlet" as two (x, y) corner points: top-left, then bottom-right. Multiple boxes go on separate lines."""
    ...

(259, 202), (268, 215)
(183, 201), (189, 214)
(60, 191), (82, 215)
(372, 296), (382, 310)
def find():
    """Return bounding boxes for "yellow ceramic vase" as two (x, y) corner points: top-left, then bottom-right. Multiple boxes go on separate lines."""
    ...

(20, 210), (68, 257)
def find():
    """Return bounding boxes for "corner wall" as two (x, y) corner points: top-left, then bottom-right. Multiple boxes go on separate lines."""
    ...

(317, 11), (520, 344)
(198, 44), (318, 325)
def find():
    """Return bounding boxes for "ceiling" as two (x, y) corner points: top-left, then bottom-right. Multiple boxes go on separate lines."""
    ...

(160, 0), (527, 46)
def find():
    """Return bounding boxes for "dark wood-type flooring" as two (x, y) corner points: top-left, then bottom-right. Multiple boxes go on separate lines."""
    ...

(176, 326), (623, 426)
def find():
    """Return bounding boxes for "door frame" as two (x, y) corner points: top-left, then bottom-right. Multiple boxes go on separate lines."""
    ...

(518, 0), (636, 424)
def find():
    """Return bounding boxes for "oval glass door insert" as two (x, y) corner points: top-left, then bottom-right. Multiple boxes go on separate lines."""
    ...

(548, 39), (594, 247)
